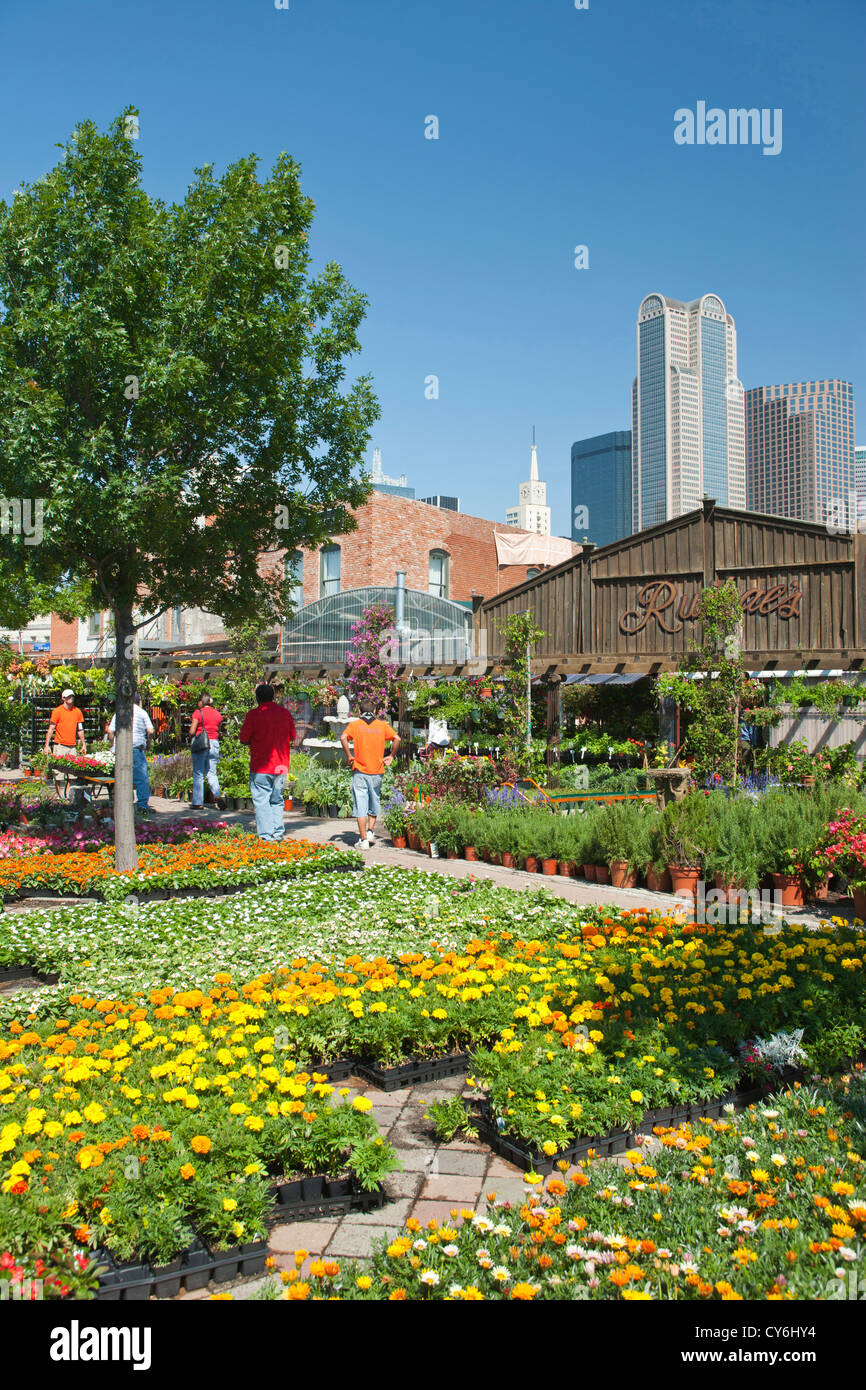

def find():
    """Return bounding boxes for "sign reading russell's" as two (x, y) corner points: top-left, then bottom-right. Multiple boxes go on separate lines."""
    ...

(619, 581), (803, 636)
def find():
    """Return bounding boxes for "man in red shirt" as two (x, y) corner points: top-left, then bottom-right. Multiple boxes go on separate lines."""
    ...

(239, 683), (296, 841)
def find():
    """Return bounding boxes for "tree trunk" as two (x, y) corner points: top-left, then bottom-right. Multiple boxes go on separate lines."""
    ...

(114, 607), (139, 872)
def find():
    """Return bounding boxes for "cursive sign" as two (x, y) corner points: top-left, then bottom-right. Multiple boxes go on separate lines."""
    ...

(619, 581), (802, 636)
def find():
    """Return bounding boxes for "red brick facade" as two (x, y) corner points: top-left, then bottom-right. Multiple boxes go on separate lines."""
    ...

(283, 492), (555, 606)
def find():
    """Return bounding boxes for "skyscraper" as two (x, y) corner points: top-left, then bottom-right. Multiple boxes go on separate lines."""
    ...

(745, 380), (855, 524)
(856, 444), (866, 501)
(506, 433), (551, 534)
(571, 431), (632, 547)
(631, 293), (746, 530)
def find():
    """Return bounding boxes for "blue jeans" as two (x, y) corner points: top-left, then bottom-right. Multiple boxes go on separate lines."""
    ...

(132, 746), (150, 810)
(352, 772), (382, 818)
(250, 772), (286, 841)
(192, 739), (221, 805)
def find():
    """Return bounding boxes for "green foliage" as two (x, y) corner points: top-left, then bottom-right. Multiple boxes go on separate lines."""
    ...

(657, 581), (751, 784)
(426, 1098), (478, 1143)
(495, 612), (548, 777)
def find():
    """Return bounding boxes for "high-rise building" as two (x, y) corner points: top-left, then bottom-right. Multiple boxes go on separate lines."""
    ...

(506, 433), (551, 534)
(420, 495), (460, 512)
(571, 431), (632, 547)
(856, 445), (866, 500)
(745, 380), (855, 524)
(370, 448), (415, 499)
(631, 293), (746, 530)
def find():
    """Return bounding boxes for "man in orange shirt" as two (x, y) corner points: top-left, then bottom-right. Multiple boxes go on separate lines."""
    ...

(45, 689), (86, 758)
(340, 700), (400, 849)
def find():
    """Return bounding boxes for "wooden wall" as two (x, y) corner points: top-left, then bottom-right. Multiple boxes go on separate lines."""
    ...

(480, 502), (866, 671)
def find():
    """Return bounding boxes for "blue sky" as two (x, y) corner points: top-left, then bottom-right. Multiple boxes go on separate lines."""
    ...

(1, 0), (863, 533)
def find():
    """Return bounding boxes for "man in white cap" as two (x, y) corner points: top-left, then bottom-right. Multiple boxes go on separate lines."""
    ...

(45, 689), (86, 759)
(44, 688), (87, 794)
(108, 692), (155, 817)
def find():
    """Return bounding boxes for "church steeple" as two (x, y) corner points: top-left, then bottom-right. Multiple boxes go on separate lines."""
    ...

(504, 428), (552, 535)
(530, 426), (539, 482)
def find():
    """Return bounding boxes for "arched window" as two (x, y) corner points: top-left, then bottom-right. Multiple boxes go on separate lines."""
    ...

(320, 544), (341, 597)
(526, 567), (541, 581)
(428, 549), (450, 599)
(286, 550), (303, 610)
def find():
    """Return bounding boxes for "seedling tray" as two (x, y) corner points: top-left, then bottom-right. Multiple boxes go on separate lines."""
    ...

(95, 1237), (269, 1299)
(268, 1174), (385, 1222)
(468, 1100), (630, 1174)
(0, 963), (60, 985)
(354, 1051), (471, 1092)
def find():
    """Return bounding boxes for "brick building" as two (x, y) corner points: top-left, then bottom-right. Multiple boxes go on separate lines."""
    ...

(284, 491), (573, 609)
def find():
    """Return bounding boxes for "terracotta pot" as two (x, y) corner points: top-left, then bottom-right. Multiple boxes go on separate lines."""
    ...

(809, 875), (830, 901)
(541, 858), (558, 875)
(594, 864), (610, 885)
(284, 798), (293, 812)
(583, 864), (597, 881)
(558, 861), (575, 877)
(524, 856), (539, 873)
(771, 872), (805, 909)
(646, 865), (672, 894)
(852, 887), (866, 919)
(392, 836), (407, 850)
(489, 851), (502, 865)
(420, 841), (430, 855)
(407, 831), (421, 852)
(464, 846), (478, 862)
(668, 865), (700, 896)
(609, 860), (638, 889)
(446, 849), (458, 860)
(502, 852), (515, 869)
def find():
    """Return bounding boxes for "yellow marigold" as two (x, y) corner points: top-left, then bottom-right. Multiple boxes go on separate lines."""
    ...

(190, 1135), (212, 1154)
(510, 1283), (538, 1300)
(180, 1163), (196, 1180)
(352, 1096), (373, 1112)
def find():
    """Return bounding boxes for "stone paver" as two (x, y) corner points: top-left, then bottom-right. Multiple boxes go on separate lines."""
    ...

(382, 1171), (425, 1200)
(340, 1197), (414, 1227)
(267, 1220), (340, 1254)
(325, 1223), (401, 1257)
(420, 1174), (483, 1204)
(431, 1150), (489, 1177)
(409, 1200), (470, 1227)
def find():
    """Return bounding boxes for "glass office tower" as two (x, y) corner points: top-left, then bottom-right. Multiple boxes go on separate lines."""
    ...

(631, 293), (746, 531)
(571, 431), (633, 547)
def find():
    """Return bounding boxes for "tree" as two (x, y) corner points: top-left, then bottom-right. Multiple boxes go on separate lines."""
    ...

(496, 611), (547, 777)
(0, 111), (378, 867)
(656, 580), (750, 784)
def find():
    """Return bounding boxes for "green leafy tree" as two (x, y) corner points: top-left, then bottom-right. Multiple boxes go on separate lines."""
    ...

(657, 580), (750, 784)
(0, 110), (378, 867)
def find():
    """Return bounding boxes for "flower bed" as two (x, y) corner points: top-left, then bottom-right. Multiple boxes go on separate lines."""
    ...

(0, 819), (232, 859)
(0, 837), (361, 902)
(2, 869), (865, 1297)
(307, 1081), (866, 1301)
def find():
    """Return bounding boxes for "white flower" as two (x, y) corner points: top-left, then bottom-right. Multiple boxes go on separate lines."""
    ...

(447, 1283), (463, 1297)
(442, 1244), (459, 1258)
(491, 1266), (509, 1283)
(420, 1269), (440, 1285)
(838, 1248), (857, 1263)
(770, 1153), (786, 1166)
(473, 1216), (493, 1233)
(413, 1239), (427, 1252)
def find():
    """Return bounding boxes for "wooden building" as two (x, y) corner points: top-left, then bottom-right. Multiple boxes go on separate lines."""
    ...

(479, 500), (866, 675)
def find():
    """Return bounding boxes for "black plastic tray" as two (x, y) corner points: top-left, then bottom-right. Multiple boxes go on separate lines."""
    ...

(354, 1052), (470, 1092)
(94, 1237), (269, 1300)
(268, 1174), (385, 1222)
(468, 1101), (630, 1174)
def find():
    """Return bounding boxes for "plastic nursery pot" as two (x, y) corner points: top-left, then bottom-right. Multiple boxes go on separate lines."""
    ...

(609, 861), (638, 889)
(594, 864), (611, 885)
(446, 849), (459, 859)
(668, 865), (700, 896)
(583, 864), (597, 881)
(501, 852), (515, 869)
(541, 858), (558, 875)
(523, 856), (539, 873)
(645, 865), (672, 893)
(770, 872), (805, 909)
(464, 845), (478, 861)
(392, 836), (407, 850)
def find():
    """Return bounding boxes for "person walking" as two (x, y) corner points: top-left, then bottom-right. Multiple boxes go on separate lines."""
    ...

(189, 694), (227, 811)
(44, 688), (87, 795)
(340, 700), (400, 849)
(239, 684), (296, 841)
(45, 688), (87, 759)
(108, 694), (155, 817)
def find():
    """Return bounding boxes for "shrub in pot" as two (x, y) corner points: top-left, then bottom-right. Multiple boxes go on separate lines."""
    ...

(659, 793), (712, 891)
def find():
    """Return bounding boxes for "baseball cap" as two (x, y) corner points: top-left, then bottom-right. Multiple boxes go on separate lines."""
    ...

(61, 688), (75, 698)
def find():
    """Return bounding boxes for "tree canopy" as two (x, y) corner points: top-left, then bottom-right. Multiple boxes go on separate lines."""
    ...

(0, 109), (378, 866)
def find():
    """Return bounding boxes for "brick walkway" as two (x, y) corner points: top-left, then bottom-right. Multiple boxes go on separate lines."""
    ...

(176, 1070), (643, 1301)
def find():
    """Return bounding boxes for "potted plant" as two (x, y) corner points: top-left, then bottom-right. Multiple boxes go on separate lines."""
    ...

(659, 794), (711, 896)
(384, 798), (408, 850)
